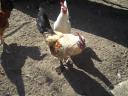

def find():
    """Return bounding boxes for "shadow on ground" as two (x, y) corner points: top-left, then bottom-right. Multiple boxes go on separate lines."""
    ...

(63, 68), (114, 96)
(0, 43), (46, 96)
(14, 0), (128, 47)
(62, 47), (114, 96)
(71, 47), (114, 90)
(60, 48), (114, 96)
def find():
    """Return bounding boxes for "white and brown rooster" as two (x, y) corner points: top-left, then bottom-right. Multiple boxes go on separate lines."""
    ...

(37, 6), (86, 74)
(53, 0), (71, 34)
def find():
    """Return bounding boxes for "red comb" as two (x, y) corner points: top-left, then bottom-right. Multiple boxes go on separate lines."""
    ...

(60, 1), (65, 7)
(76, 32), (85, 47)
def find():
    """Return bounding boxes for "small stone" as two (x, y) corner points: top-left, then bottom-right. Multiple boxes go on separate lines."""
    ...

(113, 45), (116, 47)
(0, 71), (5, 76)
(117, 72), (121, 79)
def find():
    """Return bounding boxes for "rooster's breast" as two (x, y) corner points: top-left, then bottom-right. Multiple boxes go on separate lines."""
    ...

(56, 34), (83, 57)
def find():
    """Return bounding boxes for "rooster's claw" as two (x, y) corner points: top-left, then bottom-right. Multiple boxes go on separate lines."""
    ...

(55, 65), (65, 75)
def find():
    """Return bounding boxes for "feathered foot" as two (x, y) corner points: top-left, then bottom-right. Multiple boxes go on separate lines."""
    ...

(0, 35), (4, 45)
(64, 58), (73, 69)
(55, 58), (74, 75)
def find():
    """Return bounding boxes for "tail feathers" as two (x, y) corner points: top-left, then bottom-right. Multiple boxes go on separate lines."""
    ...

(36, 6), (54, 35)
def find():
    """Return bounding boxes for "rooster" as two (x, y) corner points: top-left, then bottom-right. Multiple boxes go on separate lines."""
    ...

(0, 0), (14, 45)
(37, 6), (86, 74)
(53, 0), (71, 34)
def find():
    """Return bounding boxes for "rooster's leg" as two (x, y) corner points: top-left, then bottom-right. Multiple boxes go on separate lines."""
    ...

(0, 33), (4, 45)
(0, 33), (11, 53)
(65, 58), (73, 69)
(60, 60), (63, 66)
(55, 60), (65, 75)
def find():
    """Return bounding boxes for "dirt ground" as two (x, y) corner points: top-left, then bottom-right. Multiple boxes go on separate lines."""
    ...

(0, 0), (128, 96)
